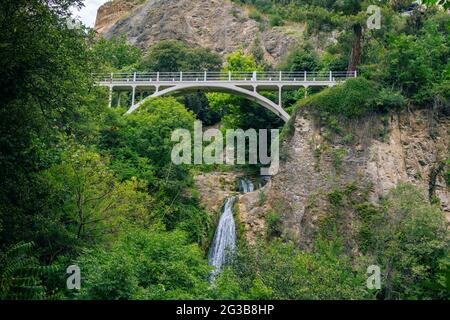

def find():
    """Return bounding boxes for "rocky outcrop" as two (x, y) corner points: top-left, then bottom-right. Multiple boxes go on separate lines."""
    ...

(194, 171), (268, 244)
(193, 171), (242, 215)
(94, 0), (303, 64)
(94, 0), (143, 34)
(237, 184), (269, 244)
(365, 114), (449, 209)
(239, 109), (450, 244)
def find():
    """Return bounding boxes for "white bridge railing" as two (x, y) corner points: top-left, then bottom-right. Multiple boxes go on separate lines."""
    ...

(96, 71), (357, 120)
(94, 71), (356, 84)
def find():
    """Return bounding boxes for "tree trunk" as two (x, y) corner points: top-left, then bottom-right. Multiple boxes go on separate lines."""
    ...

(347, 23), (362, 73)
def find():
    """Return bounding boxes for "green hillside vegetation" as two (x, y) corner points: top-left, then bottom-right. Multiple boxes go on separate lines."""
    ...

(0, 0), (448, 299)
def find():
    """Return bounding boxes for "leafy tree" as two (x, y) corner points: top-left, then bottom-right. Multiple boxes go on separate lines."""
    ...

(318, 183), (449, 300)
(0, 0), (104, 258)
(269, 13), (284, 27)
(100, 97), (195, 184)
(139, 40), (187, 71)
(378, 184), (449, 299)
(279, 45), (320, 72)
(99, 98), (211, 244)
(139, 40), (222, 72)
(208, 50), (283, 130)
(77, 228), (210, 300)
(222, 50), (260, 72)
(296, 77), (405, 119)
(0, 242), (48, 299)
(91, 35), (142, 72)
(33, 145), (154, 260)
(215, 238), (370, 300)
(138, 40), (222, 123)
(383, 11), (449, 106)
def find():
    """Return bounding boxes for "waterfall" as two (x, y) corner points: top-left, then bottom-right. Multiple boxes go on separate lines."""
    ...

(208, 197), (237, 279)
(208, 179), (255, 280)
(238, 179), (254, 193)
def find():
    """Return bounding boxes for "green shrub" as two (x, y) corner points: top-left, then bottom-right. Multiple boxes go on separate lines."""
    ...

(295, 77), (404, 119)
(269, 13), (283, 27)
(0, 242), (48, 299)
(279, 46), (319, 72)
(444, 159), (450, 186)
(249, 9), (262, 22)
(221, 238), (370, 300)
(379, 184), (449, 299)
(77, 228), (210, 300)
(266, 211), (282, 239)
(319, 183), (450, 300)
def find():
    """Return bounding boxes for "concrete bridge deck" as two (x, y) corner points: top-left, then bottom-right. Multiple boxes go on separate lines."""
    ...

(94, 71), (357, 122)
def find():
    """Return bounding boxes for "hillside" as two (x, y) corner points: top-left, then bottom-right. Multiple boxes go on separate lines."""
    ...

(0, 0), (449, 302)
(94, 0), (305, 63)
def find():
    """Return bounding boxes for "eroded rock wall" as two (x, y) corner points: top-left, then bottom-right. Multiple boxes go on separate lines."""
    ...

(239, 109), (450, 244)
(94, 0), (304, 64)
(94, 0), (144, 34)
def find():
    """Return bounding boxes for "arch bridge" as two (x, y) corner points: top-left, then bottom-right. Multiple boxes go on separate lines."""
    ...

(94, 71), (357, 122)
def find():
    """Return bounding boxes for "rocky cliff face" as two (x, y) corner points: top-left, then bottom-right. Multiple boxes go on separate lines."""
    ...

(194, 171), (243, 215)
(193, 171), (266, 240)
(94, 0), (303, 64)
(94, 0), (143, 34)
(239, 109), (450, 244)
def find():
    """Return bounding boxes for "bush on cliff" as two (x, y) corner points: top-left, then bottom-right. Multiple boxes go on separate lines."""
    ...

(295, 77), (405, 119)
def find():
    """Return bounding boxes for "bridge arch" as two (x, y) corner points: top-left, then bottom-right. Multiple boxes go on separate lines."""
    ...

(125, 83), (291, 122)
(96, 71), (356, 123)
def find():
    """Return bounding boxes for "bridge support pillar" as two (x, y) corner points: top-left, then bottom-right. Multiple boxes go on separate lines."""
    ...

(117, 91), (121, 108)
(108, 86), (113, 108)
(278, 86), (282, 107)
(131, 86), (136, 106)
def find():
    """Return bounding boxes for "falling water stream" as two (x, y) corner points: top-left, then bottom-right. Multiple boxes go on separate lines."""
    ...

(238, 178), (255, 193)
(208, 179), (255, 280)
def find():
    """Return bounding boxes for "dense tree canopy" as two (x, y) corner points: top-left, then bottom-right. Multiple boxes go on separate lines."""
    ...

(137, 40), (223, 125)
(0, 0), (448, 301)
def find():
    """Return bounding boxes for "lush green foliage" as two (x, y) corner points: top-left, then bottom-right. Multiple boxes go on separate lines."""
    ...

(423, 0), (450, 10)
(99, 98), (212, 245)
(139, 40), (222, 72)
(375, 185), (448, 299)
(382, 12), (450, 107)
(36, 145), (154, 252)
(0, 0), (448, 301)
(208, 50), (284, 130)
(77, 228), (210, 299)
(279, 45), (320, 72)
(296, 77), (405, 119)
(0, 0), (213, 299)
(318, 183), (449, 300)
(211, 238), (371, 300)
(0, 242), (49, 299)
(0, 0), (104, 260)
(138, 40), (223, 124)
(92, 36), (142, 72)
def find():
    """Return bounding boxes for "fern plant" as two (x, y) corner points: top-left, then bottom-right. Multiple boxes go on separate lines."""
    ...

(0, 242), (48, 300)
